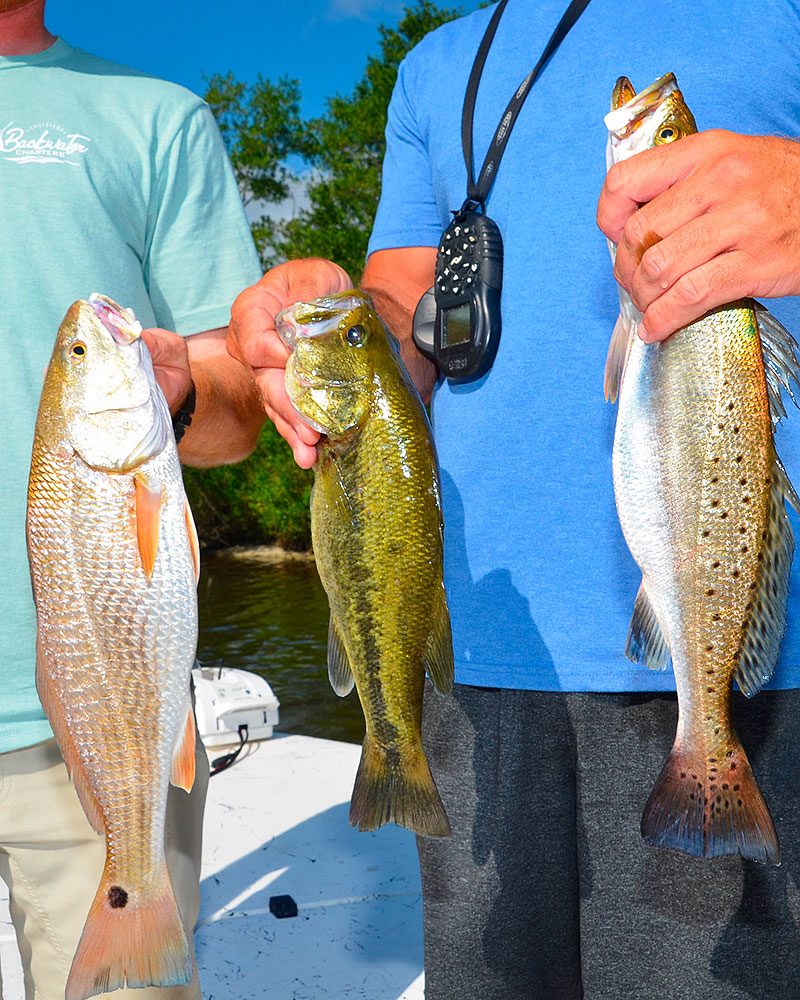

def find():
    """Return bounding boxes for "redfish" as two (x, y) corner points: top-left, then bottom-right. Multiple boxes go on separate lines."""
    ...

(27, 295), (200, 998)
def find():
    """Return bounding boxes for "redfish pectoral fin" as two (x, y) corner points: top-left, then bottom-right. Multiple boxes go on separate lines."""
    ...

(65, 867), (192, 1000)
(349, 734), (451, 838)
(170, 707), (196, 793)
(135, 474), (164, 580)
(641, 743), (780, 865)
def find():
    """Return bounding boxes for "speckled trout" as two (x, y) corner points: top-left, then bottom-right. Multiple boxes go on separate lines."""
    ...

(278, 290), (453, 837)
(605, 75), (800, 864)
(27, 295), (200, 998)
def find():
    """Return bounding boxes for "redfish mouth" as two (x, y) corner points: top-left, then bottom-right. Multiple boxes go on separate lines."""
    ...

(88, 293), (142, 346)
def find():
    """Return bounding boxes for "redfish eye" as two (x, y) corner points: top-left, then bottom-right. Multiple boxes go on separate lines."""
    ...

(345, 325), (366, 347)
(68, 341), (87, 359)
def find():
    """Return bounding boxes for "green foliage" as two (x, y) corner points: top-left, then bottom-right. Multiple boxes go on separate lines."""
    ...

(262, 0), (462, 281)
(191, 1), (463, 550)
(183, 422), (313, 550)
(204, 72), (307, 207)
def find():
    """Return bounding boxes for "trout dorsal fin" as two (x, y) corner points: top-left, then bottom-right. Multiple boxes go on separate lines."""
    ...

(754, 302), (800, 427)
(327, 617), (354, 697)
(735, 456), (797, 696)
(625, 581), (671, 670)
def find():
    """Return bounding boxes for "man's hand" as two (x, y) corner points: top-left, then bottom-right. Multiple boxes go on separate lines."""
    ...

(143, 326), (265, 467)
(597, 130), (800, 341)
(141, 327), (192, 411)
(228, 258), (352, 468)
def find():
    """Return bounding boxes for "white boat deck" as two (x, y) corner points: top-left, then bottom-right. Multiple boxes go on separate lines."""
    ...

(0, 734), (425, 999)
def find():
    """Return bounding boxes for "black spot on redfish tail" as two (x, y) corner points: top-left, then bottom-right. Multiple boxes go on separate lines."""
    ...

(65, 869), (192, 1000)
(349, 734), (451, 838)
(108, 886), (128, 909)
(641, 745), (780, 865)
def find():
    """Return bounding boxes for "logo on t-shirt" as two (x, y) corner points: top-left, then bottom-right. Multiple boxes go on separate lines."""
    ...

(0, 121), (90, 165)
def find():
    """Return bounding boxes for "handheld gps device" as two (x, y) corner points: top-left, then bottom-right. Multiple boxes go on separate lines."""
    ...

(412, 210), (503, 381)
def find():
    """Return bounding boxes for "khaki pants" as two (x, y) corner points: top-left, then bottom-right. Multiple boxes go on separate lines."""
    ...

(0, 738), (209, 1000)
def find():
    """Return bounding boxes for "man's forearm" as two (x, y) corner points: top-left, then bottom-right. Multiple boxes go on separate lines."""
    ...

(361, 248), (438, 404)
(179, 329), (265, 467)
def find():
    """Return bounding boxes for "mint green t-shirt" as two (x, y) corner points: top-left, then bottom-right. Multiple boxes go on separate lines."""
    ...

(1, 38), (262, 753)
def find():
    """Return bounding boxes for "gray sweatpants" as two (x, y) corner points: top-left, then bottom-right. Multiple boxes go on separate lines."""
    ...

(417, 684), (800, 1000)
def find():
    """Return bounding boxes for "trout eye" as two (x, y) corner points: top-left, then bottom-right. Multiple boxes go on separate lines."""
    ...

(345, 325), (366, 347)
(655, 124), (680, 144)
(68, 341), (87, 359)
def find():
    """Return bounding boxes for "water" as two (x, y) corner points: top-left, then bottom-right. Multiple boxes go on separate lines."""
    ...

(196, 548), (365, 745)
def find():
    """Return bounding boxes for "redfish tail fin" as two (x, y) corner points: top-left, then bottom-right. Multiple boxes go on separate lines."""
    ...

(641, 744), (779, 865)
(349, 734), (451, 838)
(66, 866), (192, 1000)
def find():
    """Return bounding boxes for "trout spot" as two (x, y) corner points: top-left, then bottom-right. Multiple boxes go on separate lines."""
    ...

(108, 886), (128, 909)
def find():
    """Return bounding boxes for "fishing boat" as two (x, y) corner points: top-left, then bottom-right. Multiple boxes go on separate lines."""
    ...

(0, 670), (425, 999)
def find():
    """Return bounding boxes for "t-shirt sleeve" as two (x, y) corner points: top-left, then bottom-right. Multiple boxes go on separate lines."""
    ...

(367, 54), (443, 258)
(144, 102), (262, 336)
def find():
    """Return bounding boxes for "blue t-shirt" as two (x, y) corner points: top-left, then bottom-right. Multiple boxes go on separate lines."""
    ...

(368, 0), (800, 692)
(1, 39), (262, 752)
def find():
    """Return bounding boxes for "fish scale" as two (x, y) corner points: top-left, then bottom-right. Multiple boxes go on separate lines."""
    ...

(27, 296), (199, 998)
(605, 76), (799, 863)
(279, 290), (454, 838)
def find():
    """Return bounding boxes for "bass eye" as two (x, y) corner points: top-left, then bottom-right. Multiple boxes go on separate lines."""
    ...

(345, 325), (366, 346)
(656, 125), (680, 144)
(68, 341), (87, 358)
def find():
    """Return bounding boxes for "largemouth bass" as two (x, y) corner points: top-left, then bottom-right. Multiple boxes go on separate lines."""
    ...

(27, 295), (200, 998)
(605, 75), (800, 864)
(278, 290), (453, 837)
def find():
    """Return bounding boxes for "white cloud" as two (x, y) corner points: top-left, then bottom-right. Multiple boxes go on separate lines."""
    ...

(325, 0), (404, 21)
(245, 173), (312, 225)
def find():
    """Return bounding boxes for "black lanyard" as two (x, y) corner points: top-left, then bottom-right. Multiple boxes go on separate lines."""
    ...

(461, 0), (593, 212)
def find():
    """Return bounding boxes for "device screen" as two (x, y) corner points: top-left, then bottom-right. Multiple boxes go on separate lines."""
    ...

(441, 303), (471, 348)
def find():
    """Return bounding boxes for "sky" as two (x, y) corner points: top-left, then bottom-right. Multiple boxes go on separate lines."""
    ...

(47, 0), (481, 118)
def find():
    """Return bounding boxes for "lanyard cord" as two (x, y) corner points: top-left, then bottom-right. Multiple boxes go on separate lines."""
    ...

(461, 0), (593, 212)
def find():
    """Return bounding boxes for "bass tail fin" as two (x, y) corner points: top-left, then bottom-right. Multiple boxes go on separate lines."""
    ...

(641, 743), (779, 865)
(349, 733), (451, 838)
(65, 865), (192, 1000)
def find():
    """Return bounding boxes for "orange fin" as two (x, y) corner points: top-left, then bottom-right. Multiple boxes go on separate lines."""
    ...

(170, 707), (196, 793)
(66, 865), (192, 1000)
(36, 638), (104, 835)
(349, 733), (450, 838)
(641, 743), (779, 865)
(135, 475), (163, 580)
(184, 500), (200, 583)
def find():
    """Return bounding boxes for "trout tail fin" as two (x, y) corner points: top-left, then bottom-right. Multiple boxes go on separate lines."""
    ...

(641, 743), (779, 865)
(66, 864), (192, 1000)
(349, 733), (451, 838)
